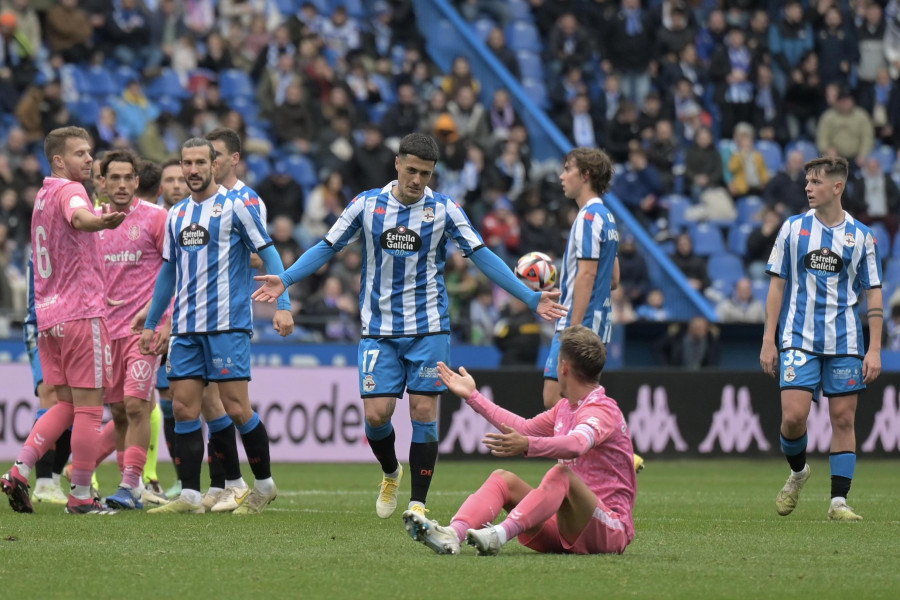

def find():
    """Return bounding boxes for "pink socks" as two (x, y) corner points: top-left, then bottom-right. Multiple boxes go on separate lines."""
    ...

(449, 471), (512, 542)
(122, 446), (147, 490)
(499, 466), (571, 540)
(16, 402), (75, 474)
(69, 406), (103, 490)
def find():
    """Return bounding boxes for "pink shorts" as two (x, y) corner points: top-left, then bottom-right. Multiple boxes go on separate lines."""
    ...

(518, 502), (633, 555)
(105, 336), (160, 404)
(37, 317), (112, 389)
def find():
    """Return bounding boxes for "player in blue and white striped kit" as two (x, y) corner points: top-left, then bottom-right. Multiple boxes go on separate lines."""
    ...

(253, 133), (566, 519)
(140, 138), (294, 514)
(761, 156), (883, 521)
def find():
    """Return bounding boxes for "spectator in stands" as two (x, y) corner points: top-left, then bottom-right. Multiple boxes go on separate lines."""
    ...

(685, 126), (725, 201)
(320, 5), (361, 60)
(485, 26), (520, 79)
(654, 4), (694, 64)
(383, 82), (421, 140)
(753, 64), (786, 145)
(469, 280), (499, 345)
(658, 42), (707, 106)
(847, 156), (900, 239)
(610, 286), (637, 326)
(672, 232), (709, 292)
(858, 67), (900, 148)
(769, 0), (814, 90)
(857, 1), (887, 96)
(304, 275), (359, 342)
(0, 10), (35, 114)
(815, 5), (856, 88)
(89, 106), (130, 154)
(637, 92), (668, 142)
(550, 63), (590, 114)
(745, 206), (782, 281)
(148, 0), (188, 70)
(0, 154), (14, 194)
(2, 126), (27, 171)
(556, 93), (603, 151)
(198, 31), (234, 72)
(257, 51), (302, 120)
(602, 0), (655, 106)
(710, 27), (755, 140)
(605, 100), (641, 165)
(362, 1), (395, 58)
(486, 88), (520, 147)
(14, 79), (70, 143)
(347, 124), (395, 192)
(480, 186), (520, 259)
(183, 0), (215, 39)
(657, 316), (720, 369)
(489, 140), (529, 201)
(270, 214), (303, 268)
(301, 171), (349, 246)
(493, 296), (542, 367)
(406, 59), (437, 103)
(617, 234), (649, 306)
(784, 51), (824, 141)
(727, 122), (769, 197)
(448, 85), (490, 147)
(456, 0), (511, 26)
(646, 119), (678, 194)
(696, 9), (728, 63)
(139, 111), (188, 163)
(746, 9), (770, 63)
(272, 80), (317, 147)
(114, 79), (160, 142)
(442, 55), (480, 99)
(0, 1), (39, 54)
(257, 160), (304, 224)
(635, 288), (668, 321)
(444, 249), (479, 335)
(611, 146), (664, 227)
(44, 0), (94, 64)
(716, 277), (765, 323)
(105, 0), (158, 70)
(547, 12), (593, 76)
(251, 23), (295, 82)
(764, 149), (809, 216)
(518, 205), (557, 257)
(816, 88), (875, 171)
(218, 0), (282, 33)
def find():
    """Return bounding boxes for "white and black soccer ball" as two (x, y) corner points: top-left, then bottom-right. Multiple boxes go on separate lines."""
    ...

(515, 251), (558, 291)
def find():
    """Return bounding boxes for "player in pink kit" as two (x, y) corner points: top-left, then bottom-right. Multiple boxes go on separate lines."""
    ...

(94, 150), (170, 510)
(1, 126), (126, 514)
(404, 325), (636, 556)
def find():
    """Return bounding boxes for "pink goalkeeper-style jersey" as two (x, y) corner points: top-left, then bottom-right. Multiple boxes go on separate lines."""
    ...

(466, 385), (637, 537)
(31, 177), (107, 330)
(98, 198), (167, 340)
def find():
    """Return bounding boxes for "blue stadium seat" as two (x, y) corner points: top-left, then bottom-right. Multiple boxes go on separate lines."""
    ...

(728, 223), (757, 257)
(473, 17), (496, 42)
(707, 253), (746, 288)
(81, 65), (119, 98)
(736, 195), (764, 224)
(432, 21), (459, 56)
(145, 68), (189, 99)
(884, 257), (900, 286)
(664, 194), (691, 233)
(155, 95), (182, 116)
(752, 279), (769, 304)
(894, 230), (900, 258)
(245, 154), (271, 186)
(67, 98), (101, 126)
(283, 155), (318, 189)
(756, 140), (784, 174)
(230, 96), (260, 122)
(872, 144), (896, 173)
(689, 222), (725, 256)
(516, 50), (543, 79)
(274, 0), (298, 13)
(868, 221), (891, 257)
(521, 78), (548, 109)
(786, 139), (818, 163)
(113, 65), (140, 90)
(219, 69), (254, 101)
(367, 102), (390, 124)
(507, 0), (534, 22)
(504, 22), (542, 52)
(339, 0), (366, 18)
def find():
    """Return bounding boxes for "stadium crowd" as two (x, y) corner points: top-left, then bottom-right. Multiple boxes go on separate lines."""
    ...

(0, 0), (899, 354)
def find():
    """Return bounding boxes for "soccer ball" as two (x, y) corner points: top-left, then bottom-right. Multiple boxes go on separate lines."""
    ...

(515, 251), (558, 291)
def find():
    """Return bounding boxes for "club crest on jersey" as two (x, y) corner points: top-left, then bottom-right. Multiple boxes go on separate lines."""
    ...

(127, 224), (141, 241)
(844, 232), (855, 246)
(179, 222), (210, 252)
(211, 204), (223, 217)
(422, 206), (435, 223)
(804, 247), (842, 276)
(380, 225), (422, 257)
(784, 366), (796, 382)
(363, 374), (376, 392)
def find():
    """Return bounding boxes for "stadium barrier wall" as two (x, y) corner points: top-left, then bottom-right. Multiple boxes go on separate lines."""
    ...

(2, 365), (898, 461)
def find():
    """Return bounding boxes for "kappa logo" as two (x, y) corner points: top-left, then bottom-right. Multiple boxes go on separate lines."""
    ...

(585, 212), (594, 221)
(799, 228), (811, 236)
(374, 206), (386, 215)
(862, 386), (900, 452)
(130, 360), (153, 382)
(627, 385), (689, 453)
(698, 385), (771, 453)
(439, 386), (498, 455)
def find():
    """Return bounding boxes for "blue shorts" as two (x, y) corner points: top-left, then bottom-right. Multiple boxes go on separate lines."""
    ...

(779, 349), (865, 397)
(167, 332), (252, 382)
(358, 335), (450, 397)
(156, 359), (169, 390)
(543, 331), (562, 381)
(25, 322), (42, 395)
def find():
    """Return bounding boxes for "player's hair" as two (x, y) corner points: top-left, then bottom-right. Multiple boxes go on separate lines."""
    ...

(398, 133), (440, 163)
(160, 157), (181, 173)
(205, 127), (242, 156)
(565, 147), (614, 195)
(805, 156), (849, 183)
(558, 325), (607, 383)
(44, 126), (91, 164)
(182, 137), (216, 162)
(136, 159), (162, 198)
(99, 149), (139, 177)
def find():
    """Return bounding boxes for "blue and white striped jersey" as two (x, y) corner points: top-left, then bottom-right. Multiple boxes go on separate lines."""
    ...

(556, 198), (619, 343)
(163, 185), (273, 335)
(229, 179), (268, 224)
(766, 209), (882, 357)
(325, 182), (484, 337)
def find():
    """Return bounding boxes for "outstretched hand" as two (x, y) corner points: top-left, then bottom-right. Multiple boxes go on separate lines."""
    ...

(252, 274), (286, 303)
(482, 424), (529, 457)
(536, 289), (567, 321)
(99, 202), (127, 229)
(437, 361), (476, 398)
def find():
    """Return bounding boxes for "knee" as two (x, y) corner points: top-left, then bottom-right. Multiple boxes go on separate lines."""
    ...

(124, 400), (148, 423)
(364, 408), (391, 427)
(543, 464), (571, 485)
(172, 398), (198, 422)
(781, 411), (807, 433)
(491, 469), (515, 484)
(831, 408), (856, 432)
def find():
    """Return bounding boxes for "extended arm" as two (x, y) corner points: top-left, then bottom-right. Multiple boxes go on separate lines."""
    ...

(257, 245), (291, 311)
(469, 246), (566, 320)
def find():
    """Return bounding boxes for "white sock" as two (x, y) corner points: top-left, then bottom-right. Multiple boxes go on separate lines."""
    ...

(206, 486), (224, 494)
(831, 496), (847, 506)
(408, 501), (425, 512)
(385, 468), (400, 479)
(225, 478), (247, 489)
(14, 461), (31, 480)
(71, 484), (91, 500)
(493, 525), (508, 545)
(181, 489), (202, 505)
(36, 477), (53, 486)
(52, 473), (61, 486)
(254, 477), (275, 494)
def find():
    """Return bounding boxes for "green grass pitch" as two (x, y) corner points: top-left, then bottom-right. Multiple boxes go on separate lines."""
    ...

(1, 459), (898, 599)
